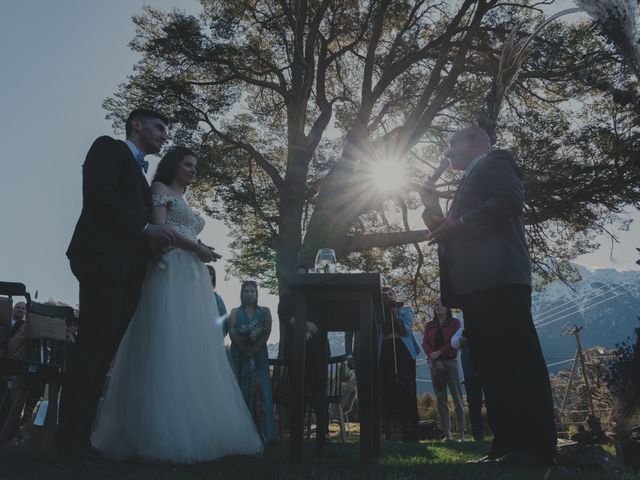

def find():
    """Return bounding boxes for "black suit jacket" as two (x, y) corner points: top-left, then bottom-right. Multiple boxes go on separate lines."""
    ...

(67, 136), (151, 262)
(423, 149), (532, 307)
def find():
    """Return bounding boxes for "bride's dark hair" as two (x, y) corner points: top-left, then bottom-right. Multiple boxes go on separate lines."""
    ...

(153, 146), (196, 186)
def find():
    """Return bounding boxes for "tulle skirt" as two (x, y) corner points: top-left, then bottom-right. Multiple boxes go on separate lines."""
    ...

(91, 248), (263, 463)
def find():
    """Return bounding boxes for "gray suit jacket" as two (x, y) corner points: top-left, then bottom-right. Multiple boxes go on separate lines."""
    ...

(422, 149), (531, 308)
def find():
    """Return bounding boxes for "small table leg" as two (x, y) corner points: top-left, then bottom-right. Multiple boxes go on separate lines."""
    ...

(315, 331), (328, 454)
(357, 295), (373, 464)
(289, 293), (308, 462)
(372, 323), (381, 457)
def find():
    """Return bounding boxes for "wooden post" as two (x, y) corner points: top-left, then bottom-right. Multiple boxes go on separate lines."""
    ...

(560, 347), (579, 413)
(561, 325), (595, 416)
(574, 327), (596, 416)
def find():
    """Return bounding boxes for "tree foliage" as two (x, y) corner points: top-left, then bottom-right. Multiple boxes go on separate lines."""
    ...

(105, 0), (640, 318)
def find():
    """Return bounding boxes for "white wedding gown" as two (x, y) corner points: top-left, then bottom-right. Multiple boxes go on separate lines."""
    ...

(91, 194), (263, 463)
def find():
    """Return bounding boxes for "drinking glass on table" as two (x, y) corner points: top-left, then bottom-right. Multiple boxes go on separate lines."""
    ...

(315, 248), (337, 273)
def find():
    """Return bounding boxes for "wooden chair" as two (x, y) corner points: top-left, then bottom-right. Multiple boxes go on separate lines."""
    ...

(0, 297), (12, 338)
(269, 355), (349, 443)
(340, 375), (358, 437)
(0, 300), (74, 451)
(268, 358), (290, 442)
(325, 354), (348, 442)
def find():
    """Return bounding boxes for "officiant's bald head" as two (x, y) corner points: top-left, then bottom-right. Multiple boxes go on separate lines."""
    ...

(448, 127), (492, 171)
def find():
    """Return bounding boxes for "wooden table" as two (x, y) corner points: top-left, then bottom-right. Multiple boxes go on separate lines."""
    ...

(287, 273), (385, 464)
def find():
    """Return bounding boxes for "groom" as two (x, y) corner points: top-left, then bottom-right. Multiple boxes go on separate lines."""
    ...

(57, 109), (176, 456)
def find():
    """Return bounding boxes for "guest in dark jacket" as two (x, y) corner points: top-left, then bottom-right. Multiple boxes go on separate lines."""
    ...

(378, 286), (421, 442)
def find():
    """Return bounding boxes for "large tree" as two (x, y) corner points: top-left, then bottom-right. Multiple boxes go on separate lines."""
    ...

(105, 0), (640, 317)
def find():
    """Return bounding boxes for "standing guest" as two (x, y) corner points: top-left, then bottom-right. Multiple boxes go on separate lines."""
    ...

(206, 265), (228, 331)
(58, 108), (176, 457)
(228, 281), (277, 443)
(451, 325), (485, 442)
(422, 298), (465, 442)
(378, 286), (421, 442)
(420, 126), (557, 466)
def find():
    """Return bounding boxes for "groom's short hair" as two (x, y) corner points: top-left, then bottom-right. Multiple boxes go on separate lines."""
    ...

(125, 108), (169, 136)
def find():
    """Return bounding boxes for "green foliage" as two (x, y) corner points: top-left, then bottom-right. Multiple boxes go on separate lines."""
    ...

(105, 0), (640, 301)
(605, 318), (640, 420)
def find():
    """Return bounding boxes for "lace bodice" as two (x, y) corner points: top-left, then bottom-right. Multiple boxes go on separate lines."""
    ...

(152, 195), (205, 241)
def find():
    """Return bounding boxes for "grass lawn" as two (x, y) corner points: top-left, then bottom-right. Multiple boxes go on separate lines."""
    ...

(1, 436), (639, 480)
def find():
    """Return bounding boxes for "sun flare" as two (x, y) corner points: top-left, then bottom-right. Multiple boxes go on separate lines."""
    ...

(372, 159), (406, 192)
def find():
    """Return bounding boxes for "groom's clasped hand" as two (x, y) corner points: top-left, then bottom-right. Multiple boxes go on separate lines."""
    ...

(143, 223), (176, 255)
(196, 239), (222, 263)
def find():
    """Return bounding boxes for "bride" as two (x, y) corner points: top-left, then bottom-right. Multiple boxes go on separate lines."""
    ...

(91, 147), (263, 463)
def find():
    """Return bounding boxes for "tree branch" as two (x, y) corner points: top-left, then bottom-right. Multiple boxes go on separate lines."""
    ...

(209, 123), (285, 193)
(345, 229), (431, 251)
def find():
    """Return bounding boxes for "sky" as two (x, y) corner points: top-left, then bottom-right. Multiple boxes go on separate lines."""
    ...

(1, 1), (638, 344)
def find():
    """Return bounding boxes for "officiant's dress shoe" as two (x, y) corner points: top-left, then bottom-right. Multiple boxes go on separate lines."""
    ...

(465, 453), (501, 464)
(485, 452), (555, 468)
(465, 449), (506, 465)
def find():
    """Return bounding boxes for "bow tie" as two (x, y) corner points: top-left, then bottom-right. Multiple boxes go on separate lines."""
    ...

(136, 152), (149, 173)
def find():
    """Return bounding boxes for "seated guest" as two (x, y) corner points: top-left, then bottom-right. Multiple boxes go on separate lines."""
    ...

(378, 286), (421, 442)
(1, 302), (44, 434)
(228, 281), (276, 443)
(422, 298), (465, 441)
(0, 302), (28, 428)
(1, 302), (27, 357)
(451, 323), (485, 441)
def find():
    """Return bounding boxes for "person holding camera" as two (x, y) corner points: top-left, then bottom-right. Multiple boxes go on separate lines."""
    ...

(377, 286), (421, 442)
(422, 298), (465, 442)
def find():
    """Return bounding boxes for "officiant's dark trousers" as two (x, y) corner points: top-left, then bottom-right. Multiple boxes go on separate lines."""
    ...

(461, 284), (557, 461)
(58, 253), (146, 450)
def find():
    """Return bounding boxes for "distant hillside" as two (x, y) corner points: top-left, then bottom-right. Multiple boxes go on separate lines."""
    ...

(267, 264), (640, 396)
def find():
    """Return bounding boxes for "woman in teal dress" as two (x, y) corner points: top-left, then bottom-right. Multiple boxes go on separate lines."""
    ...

(228, 281), (276, 443)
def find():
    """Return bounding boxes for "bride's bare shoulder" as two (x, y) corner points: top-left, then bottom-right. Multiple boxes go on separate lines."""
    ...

(151, 181), (172, 195)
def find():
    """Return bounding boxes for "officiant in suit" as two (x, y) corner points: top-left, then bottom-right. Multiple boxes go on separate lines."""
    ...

(420, 127), (556, 467)
(57, 109), (175, 456)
